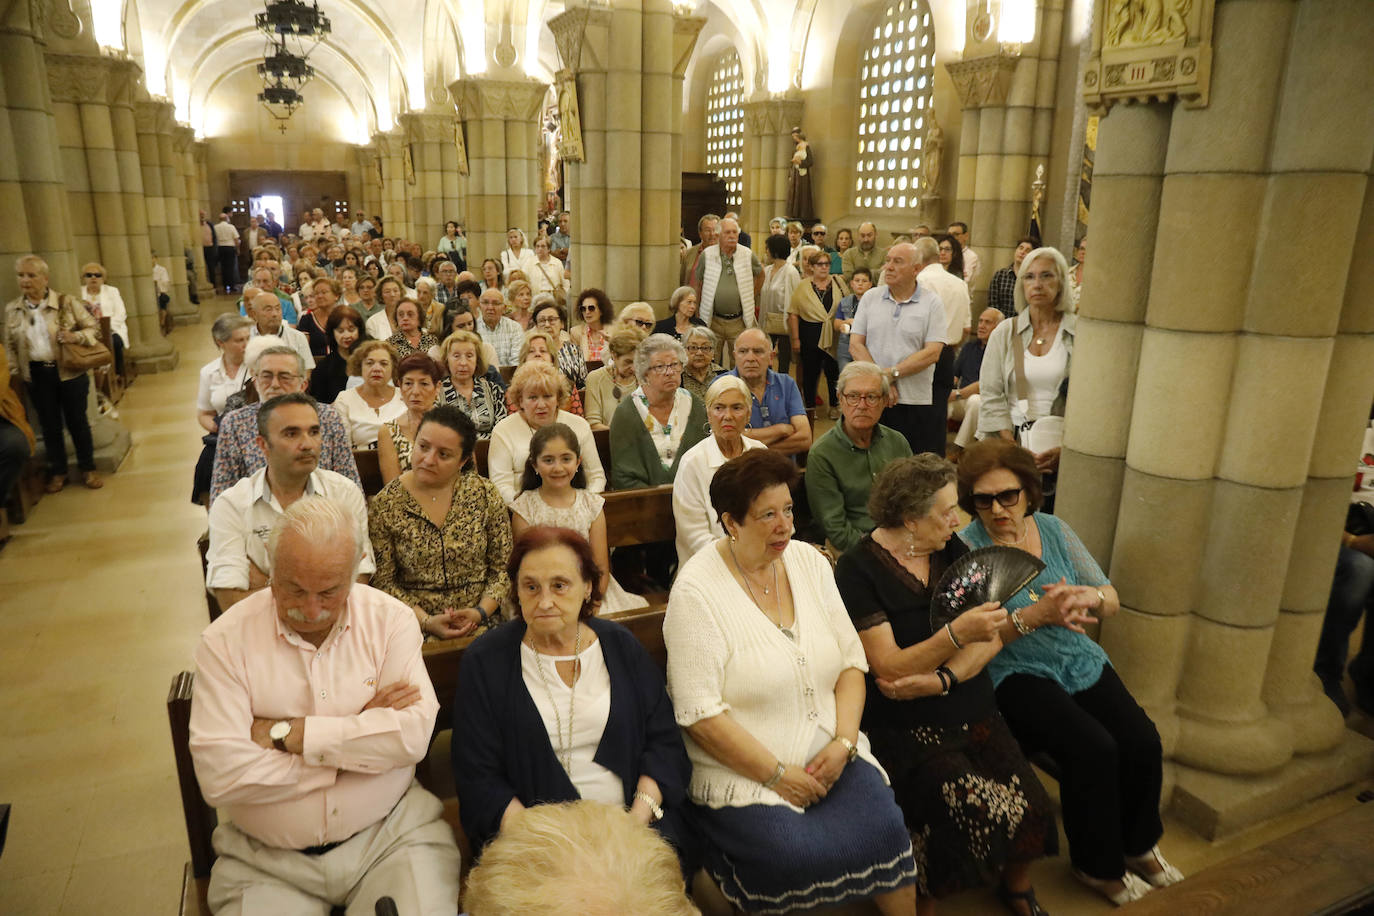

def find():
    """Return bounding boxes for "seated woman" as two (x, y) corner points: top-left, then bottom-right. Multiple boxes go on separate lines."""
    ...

(480, 257), (505, 296)
(671, 375), (764, 569)
(192, 313), (254, 504)
(365, 276), (406, 340)
(77, 261), (128, 376)
(296, 276), (341, 359)
(531, 295), (586, 389)
(511, 424), (648, 614)
(679, 325), (724, 404)
(432, 306), (502, 381)
(958, 438), (1182, 905)
(506, 278), (535, 331)
(652, 286), (705, 342)
(489, 361), (605, 506)
(387, 298), (438, 359)
(437, 329), (506, 439)
(615, 301), (656, 336)
(332, 339), (405, 448)
(368, 405), (512, 639)
(506, 329), (585, 417)
(354, 274), (381, 321)
(378, 353), (443, 483)
(453, 526), (695, 874)
(608, 333), (706, 490)
(570, 287), (614, 364)
(664, 449), (919, 915)
(835, 455), (1058, 916)
(307, 305), (368, 404)
(583, 325), (646, 431)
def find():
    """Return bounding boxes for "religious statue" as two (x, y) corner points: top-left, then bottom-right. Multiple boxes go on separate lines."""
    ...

(556, 73), (585, 163)
(786, 127), (814, 221)
(1105, 0), (1190, 48)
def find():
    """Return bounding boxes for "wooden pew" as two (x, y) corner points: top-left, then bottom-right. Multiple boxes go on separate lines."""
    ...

(196, 530), (224, 623)
(593, 427), (611, 475)
(354, 449), (383, 497)
(94, 316), (124, 405)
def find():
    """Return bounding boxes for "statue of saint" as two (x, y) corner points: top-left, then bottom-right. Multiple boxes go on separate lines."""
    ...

(786, 127), (814, 220)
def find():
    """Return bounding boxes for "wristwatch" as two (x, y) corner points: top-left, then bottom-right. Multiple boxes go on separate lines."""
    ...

(269, 720), (292, 752)
(891, 366), (901, 379)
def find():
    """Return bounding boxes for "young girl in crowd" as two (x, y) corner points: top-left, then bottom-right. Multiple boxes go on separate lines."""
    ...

(510, 423), (647, 614)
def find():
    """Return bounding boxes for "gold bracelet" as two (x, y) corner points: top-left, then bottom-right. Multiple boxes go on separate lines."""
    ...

(833, 735), (859, 761)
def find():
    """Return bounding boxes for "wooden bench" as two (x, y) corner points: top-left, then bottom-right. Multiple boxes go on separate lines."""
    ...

(94, 316), (124, 405)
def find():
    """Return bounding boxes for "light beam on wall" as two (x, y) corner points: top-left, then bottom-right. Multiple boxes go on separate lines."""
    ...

(90, 0), (124, 48)
(766, 28), (791, 93)
(462, 3), (487, 75)
(998, 0), (1037, 43)
(142, 32), (168, 96)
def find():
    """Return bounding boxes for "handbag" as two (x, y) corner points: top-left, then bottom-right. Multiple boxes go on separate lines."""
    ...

(56, 295), (113, 372)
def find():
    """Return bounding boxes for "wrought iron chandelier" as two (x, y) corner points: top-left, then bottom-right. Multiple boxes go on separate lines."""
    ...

(255, 0), (330, 130)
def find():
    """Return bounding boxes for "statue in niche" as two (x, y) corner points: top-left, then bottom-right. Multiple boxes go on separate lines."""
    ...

(1105, 0), (1190, 48)
(786, 127), (814, 221)
(920, 110), (944, 198)
(556, 73), (585, 163)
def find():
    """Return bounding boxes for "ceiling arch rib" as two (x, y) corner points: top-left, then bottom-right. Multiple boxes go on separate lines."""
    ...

(200, 59), (365, 139)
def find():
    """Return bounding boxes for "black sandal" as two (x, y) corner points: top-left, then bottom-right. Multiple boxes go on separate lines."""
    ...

(997, 883), (1049, 916)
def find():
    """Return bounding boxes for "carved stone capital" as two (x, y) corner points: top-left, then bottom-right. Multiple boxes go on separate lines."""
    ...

(671, 13), (706, 79)
(172, 124), (195, 153)
(743, 97), (803, 138)
(451, 77), (548, 123)
(944, 53), (1019, 110)
(549, 6), (611, 74)
(400, 111), (458, 144)
(134, 99), (162, 134)
(44, 52), (115, 105)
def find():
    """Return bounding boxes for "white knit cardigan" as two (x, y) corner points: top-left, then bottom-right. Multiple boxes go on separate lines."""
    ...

(664, 540), (883, 810)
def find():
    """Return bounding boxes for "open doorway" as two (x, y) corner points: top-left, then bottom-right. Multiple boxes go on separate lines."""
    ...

(249, 195), (285, 226)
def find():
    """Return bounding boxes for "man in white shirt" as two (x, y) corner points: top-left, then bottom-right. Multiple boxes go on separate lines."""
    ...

(243, 216), (264, 255)
(912, 235), (971, 456)
(213, 212), (242, 294)
(190, 494), (459, 914)
(207, 393), (374, 610)
(247, 289), (314, 374)
(350, 211), (374, 239)
(948, 221), (981, 286)
(476, 287), (524, 366)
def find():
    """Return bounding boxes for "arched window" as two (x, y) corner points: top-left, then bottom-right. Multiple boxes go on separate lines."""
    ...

(705, 49), (745, 208)
(854, 0), (936, 211)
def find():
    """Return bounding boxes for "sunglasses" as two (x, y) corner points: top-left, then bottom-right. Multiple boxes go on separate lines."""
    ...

(84, 272), (103, 278)
(629, 319), (653, 329)
(971, 487), (1023, 511)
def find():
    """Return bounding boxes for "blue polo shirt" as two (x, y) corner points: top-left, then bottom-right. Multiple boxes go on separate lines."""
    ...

(723, 367), (807, 429)
(850, 283), (947, 405)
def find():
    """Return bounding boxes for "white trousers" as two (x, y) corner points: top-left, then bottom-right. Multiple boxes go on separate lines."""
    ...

(951, 394), (982, 449)
(207, 782), (461, 916)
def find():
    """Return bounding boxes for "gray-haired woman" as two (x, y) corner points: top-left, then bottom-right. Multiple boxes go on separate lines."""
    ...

(608, 333), (707, 490)
(653, 286), (705, 342)
(680, 325), (723, 403)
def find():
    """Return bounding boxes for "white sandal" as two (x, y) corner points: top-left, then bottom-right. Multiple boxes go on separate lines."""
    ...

(1072, 869), (1152, 906)
(1126, 845), (1185, 888)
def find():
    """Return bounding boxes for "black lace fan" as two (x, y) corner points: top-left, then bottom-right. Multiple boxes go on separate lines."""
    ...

(929, 546), (1046, 630)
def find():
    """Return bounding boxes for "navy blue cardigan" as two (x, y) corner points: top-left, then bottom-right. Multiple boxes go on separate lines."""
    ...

(452, 616), (692, 855)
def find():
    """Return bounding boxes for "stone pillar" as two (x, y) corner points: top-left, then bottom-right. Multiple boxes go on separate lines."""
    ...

(355, 144), (382, 234)
(743, 97), (802, 241)
(154, 103), (192, 321)
(449, 78), (545, 276)
(1058, 0), (1374, 839)
(401, 111), (461, 252)
(174, 125), (207, 300)
(373, 130), (413, 243)
(190, 140), (213, 296)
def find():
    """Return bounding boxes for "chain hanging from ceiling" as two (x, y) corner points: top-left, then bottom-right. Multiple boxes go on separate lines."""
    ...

(255, 0), (332, 131)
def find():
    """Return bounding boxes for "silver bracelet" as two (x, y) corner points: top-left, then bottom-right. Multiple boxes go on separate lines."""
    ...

(1011, 609), (1033, 636)
(762, 761), (786, 789)
(945, 622), (963, 650)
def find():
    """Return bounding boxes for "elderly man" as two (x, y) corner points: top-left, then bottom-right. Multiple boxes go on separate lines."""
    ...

(723, 210), (751, 249)
(243, 216), (264, 256)
(311, 208), (332, 240)
(726, 328), (811, 456)
(210, 344), (359, 502)
(849, 241), (949, 456)
(810, 222), (842, 275)
(190, 496), (460, 914)
(476, 287), (523, 367)
(350, 210), (374, 239)
(679, 213), (718, 286)
(433, 259), (460, 311)
(550, 211), (572, 264)
(692, 217), (763, 367)
(214, 212), (242, 294)
(805, 362), (913, 553)
(948, 221), (981, 285)
(241, 266), (299, 324)
(914, 235), (971, 436)
(841, 221), (887, 284)
(948, 307), (1003, 456)
(207, 393), (373, 610)
(247, 289), (314, 372)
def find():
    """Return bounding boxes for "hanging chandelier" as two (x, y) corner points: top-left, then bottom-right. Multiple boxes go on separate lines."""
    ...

(256, 0), (331, 48)
(255, 0), (329, 130)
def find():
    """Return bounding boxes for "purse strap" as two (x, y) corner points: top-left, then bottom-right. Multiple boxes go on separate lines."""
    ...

(1013, 321), (1030, 403)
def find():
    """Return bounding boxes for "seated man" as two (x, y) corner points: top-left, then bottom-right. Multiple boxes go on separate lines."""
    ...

(210, 345), (360, 502)
(726, 328), (811, 456)
(246, 289), (313, 373)
(1315, 514), (1374, 717)
(805, 362), (912, 553)
(948, 306), (1003, 457)
(190, 496), (460, 914)
(207, 393), (374, 610)
(476, 287), (524, 367)
(238, 265), (299, 324)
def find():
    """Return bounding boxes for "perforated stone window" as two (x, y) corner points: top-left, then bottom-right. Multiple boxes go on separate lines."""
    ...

(705, 50), (744, 208)
(854, 0), (936, 211)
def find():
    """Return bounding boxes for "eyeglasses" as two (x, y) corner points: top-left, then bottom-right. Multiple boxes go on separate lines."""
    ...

(648, 361), (683, 374)
(83, 273), (103, 278)
(971, 487), (1023, 511)
(686, 344), (713, 353)
(257, 371), (301, 384)
(629, 319), (654, 329)
(580, 304), (599, 312)
(840, 392), (883, 406)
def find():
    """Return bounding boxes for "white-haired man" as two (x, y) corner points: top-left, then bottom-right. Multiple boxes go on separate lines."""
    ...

(190, 496), (460, 914)
(247, 288), (313, 372)
(691, 217), (763, 366)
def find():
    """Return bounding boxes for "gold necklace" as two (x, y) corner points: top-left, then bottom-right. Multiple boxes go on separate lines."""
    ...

(528, 625), (582, 774)
(992, 519), (1031, 548)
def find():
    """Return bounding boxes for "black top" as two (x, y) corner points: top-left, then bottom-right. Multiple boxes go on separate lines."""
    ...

(296, 311), (330, 359)
(652, 314), (706, 341)
(834, 534), (997, 729)
(308, 353), (350, 404)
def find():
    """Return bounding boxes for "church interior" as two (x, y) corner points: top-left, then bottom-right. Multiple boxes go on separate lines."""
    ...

(3, 0), (1374, 912)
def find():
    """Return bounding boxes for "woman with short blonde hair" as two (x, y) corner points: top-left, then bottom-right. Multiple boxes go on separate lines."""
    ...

(488, 360), (605, 505)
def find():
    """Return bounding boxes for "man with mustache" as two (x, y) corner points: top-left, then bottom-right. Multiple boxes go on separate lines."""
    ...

(206, 393), (373, 610)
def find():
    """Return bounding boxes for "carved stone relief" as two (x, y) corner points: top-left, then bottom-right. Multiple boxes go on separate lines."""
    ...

(944, 53), (1019, 110)
(1086, 0), (1214, 110)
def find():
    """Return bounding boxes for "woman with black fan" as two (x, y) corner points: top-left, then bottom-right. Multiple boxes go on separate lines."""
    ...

(835, 455), (1059, 916)
(957, 438), (1183, 907)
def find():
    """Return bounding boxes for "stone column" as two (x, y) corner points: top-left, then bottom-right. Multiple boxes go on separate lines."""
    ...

(154, 102), (192, 321)
(355, 144), (382, 233)
(401, 111), (461, 252)
(174, 125), (208, 300)
(1058, 0), (1374, 839)
(190, 140), (213, 296)
(743, 96), (802, 240)
(449, 77), (546, 276)
(373, 130), (413, 243)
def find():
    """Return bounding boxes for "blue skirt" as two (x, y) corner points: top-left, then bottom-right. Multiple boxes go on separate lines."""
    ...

(693, 759), (918, 914)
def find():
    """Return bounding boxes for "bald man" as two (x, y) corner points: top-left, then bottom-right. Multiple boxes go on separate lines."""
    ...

(948, 307), (1003, 456)
(247, 288), (315, 374)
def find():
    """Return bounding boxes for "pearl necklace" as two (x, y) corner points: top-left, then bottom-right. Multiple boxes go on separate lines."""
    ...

(528, 625), (583, 774)
(992, 519), (1031, 549)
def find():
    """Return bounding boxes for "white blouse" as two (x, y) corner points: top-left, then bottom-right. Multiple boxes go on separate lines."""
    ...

(1022, 330), (1069, 421)
(488, 411), (606, 506)
(671, 434), (766, 568)
(520, 639), (621, 806)
(331, 386), (405, 448)
(197, 356), (247, 415)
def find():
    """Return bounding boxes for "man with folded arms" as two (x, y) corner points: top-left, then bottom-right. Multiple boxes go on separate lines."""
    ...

(190, 495), (460, 914)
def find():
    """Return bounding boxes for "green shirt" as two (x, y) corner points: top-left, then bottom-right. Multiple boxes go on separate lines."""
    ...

(805, 420), (912, 552)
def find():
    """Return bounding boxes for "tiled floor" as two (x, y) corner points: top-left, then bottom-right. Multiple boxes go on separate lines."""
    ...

(0, 294), (1369, 914)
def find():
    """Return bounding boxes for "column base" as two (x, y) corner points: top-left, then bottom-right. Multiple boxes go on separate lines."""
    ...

(129, 339), (180, 373)
(35, 417), (132, 477)
(1170, 730), (1374, 839)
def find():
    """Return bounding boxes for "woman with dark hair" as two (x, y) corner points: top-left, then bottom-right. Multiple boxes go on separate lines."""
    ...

(664, 448), (920, 915)
(788, 245), (846, 420)
(387, 298), (439, 359)
(570, 287), (615, 364)
(936, 233), (966, 281)
(308, 305), (368, 404)
(453, 525), (696, 874)
(366, 276), (406, 340)
(368, 405), (512, 640)
(958, 438), (1181, 906)
(836, 454), (1058, 916)
(531, 296), (586, 389)
(378, 353), (443, 483)
(761, 233), (800, 374)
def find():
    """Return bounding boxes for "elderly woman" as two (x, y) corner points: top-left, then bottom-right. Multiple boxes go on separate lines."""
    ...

(378, 353), (443, 483)
(489, 361), (606, 506)
(570, 287), (615, 363)
(77, 262), (128, 376)
(664, 449), (919, 914)
(506, 279), (535, 330)
(4, 254), (102, 491)
(296, 276), (341, 359)
(653, 286), (705, 342)
(480, 258), (505, 295)
(507, 329), (585, 417)
(368, 406), (511, 639)
(355, 274), (381, 320)
(196, 313), (254, 434)
(501, 228), (538, 281)
(333, 339), (405, 448)
(532, 296), (586, 389)
(958, 438), (1181, 906)
(308, 306), (368, 404)
(977, 247), (1075, 476)
(789, 245), (846, 421)
(438, 329), (506, 439)
(453, 526), (697, 872)
(528, 236), (564, 298)
(680, 325), (724, 403)
(365, 276), (406, 340)
(414, 276), (440, 330)
(761, 234), (801, 375)
(835, 455), (1059, 916)
(387, 299), (439, 359)
(583, 325), (646, 431)
(616, 301), (656, 336)
(671, 375), (765, 568)
(608, 333), (706, 490)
